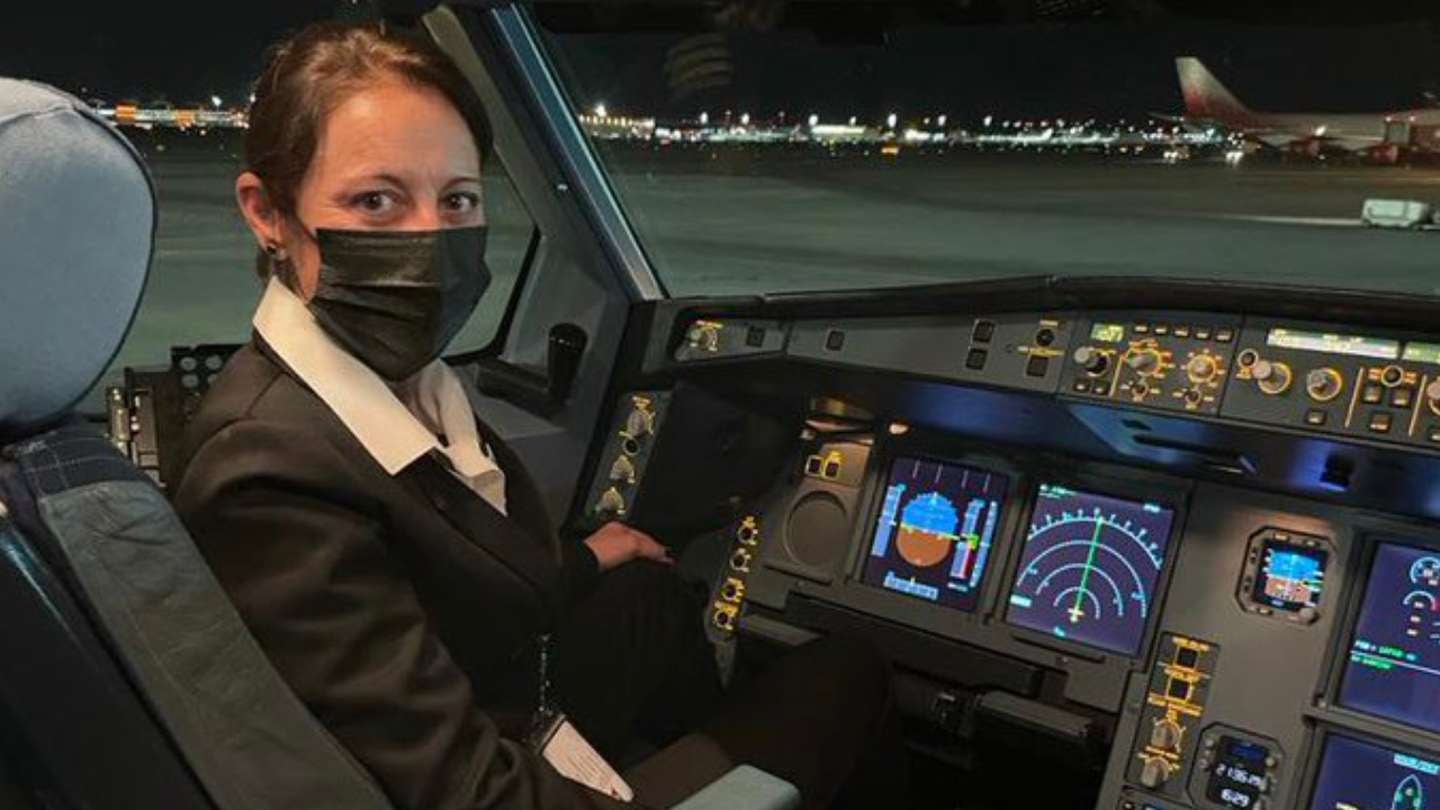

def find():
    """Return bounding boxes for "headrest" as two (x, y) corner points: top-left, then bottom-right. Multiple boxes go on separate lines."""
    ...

(0, 79), (155, 441)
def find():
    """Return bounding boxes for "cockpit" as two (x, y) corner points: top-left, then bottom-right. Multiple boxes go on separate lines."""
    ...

(6, 2), (1440, 809)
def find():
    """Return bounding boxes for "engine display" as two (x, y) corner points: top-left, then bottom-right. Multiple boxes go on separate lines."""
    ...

(1007, 484), (1175, 656)
(861, 456), (1007, 612)
(1309, 734), (1438, 810)
(1339, 541), (1440, 734)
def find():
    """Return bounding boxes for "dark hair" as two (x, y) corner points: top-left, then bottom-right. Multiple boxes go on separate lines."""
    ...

(244, 21), (492, 279)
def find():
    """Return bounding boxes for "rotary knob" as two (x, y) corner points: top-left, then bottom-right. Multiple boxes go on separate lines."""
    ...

(596, 487), (626, 515)
(1126, 349), (1163, 376)
(1139, 757), (1173, 789)
(609, 455), (636, 484)
(1306, 367), (1344, 403)
(686, 323), (720, 352)
(1252, 360), (1293, 396)
(1150, 720), (1183, 752)
(1185, 354), (1219, 384)
(1427, 379), (1440, 416)
(1072, 346), (1109, 375)
(624, 407), (655, 438)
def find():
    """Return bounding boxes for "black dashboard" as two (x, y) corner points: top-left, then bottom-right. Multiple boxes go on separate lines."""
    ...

(572, 278), (1440, 810)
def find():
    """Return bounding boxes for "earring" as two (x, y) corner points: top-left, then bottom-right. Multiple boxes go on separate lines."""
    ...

(264, 243), (288, 261)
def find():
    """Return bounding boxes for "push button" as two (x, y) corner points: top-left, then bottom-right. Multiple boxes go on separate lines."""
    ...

(745, 326), (765, 347)
(971, 320), (996, 343)
(1026, 354), (1050, 378)
(1362, 384), (1384, 405)
(1392, 387), (1415, 408)
(966, 348), (988, 370)
(1369, 412), (1393, 433)
(1073, 380), (1092, 393)
(1305, 409), (1327, 426)
(824, 329), (845, 351)
(1215, 328), (1235, 343)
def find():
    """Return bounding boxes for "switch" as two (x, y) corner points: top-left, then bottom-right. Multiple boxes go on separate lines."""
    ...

(1091, 381), (1111, 396)
(1362, 384), (1384, 405)
(1151, 719), (1183, 751)
(1174, 325), (1191, 338)
(1392, 387), (1415, 408)
(1133, 323), (1151, 334)
(745, 325), (765, 347)
(1305, 409), (1327, 427)
(1035, 327), (1056, 347)
(1072, 380), (1092, 393)
(1153, 324), (1170, 336)
(1139, 758), (1171, 789)
(1175, 647), (1200, 669)
(1195, 326), (1213, 340)
(1026, 354), (1050, 378)
(609, 455), (636, 484)
(1370, 411), (1394, 433)
(972, 319), (996, 343)
(966, 348), (988, 370)
(824, 330), (845, 351)
(1429, 426), (1440, 443)
(596, 487), (626, 515)
(1215, 328), (1235, 342)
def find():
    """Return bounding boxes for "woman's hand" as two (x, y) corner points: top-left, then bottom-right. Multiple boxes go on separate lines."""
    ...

(583, 522), (673, 572)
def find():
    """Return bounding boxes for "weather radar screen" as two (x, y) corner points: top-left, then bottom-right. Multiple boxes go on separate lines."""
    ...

(1007, 484), (1175, 656)
(1309, 734), (1439, 810)
(861, 457), (1008, 612)
(1339, 542), (1440, 734)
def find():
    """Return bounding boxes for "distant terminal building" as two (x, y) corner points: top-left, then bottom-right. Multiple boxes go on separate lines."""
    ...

(577, 112), (656, 140)
(97, 104), (247, 130)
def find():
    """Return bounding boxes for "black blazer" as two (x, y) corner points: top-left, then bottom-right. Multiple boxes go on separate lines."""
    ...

(173, 339), (629, 810)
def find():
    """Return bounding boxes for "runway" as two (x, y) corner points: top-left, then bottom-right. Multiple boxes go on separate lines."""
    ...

(96, 139), (1440, 407)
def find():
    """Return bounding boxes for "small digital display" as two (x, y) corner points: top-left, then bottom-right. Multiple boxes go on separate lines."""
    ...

(1007, 484), (1175, 657)
(861, 457), (1008, 613)
(1309, 734), (1439, 810)
(1206, 736), (1271, 810)
(1403, 342), (1440, 365)
(1090, 322), (1126, 343)
(1338, 542), (1440, 733)
(1267, 327), (1400, 360)
(1252, 540), (1328, 612)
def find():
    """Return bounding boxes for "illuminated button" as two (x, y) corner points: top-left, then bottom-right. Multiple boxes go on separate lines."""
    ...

(1237, 349), (1259, 368)
(1429, 427), (1440, 443)
(972, 320), (996, 343)
(1073, 346), (1110, 375)
(823, 458), (842, 478)
(1134, 323), (1150, 334)
(1139, 758), (1171, 789)
(1151, 719), (1183, 750)
(1026, 354), (1050, 377)
(1392, 387), (1415, 408)
(1195, 326), (1213, 340)
(1035, 327), (1056, 347)
(966, 348), (988, 370)
(1153, 324), (1170, 336)
(1091, 381), (1111, 396)
(1362, 384), (1384, 405)
(1382, 364), (1405, 387)
(1216, 328), (1235, 343)
(824, 329), (845, 351)
(1305, 409), (1327, 427)
(745, 326), (765, 347)
(1073, 380), (1092, 393)
(1166, 679), (1192, 701)
(805, 456), (823, 475)
(1369, 412), (1394, 433)
(1175, 647), (1200, 669)
(1174, 325), (1191, 338)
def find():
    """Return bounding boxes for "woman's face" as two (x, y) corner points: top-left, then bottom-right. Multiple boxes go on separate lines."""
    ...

(237, 78), (484, 299)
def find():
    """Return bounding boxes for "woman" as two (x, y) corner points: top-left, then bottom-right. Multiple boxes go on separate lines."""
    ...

(175, 20), (902, 810)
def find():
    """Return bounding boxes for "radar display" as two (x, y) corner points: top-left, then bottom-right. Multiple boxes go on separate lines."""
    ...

(1007, 484), (1175, 656)
(1309, 734), (1437, 810)
(861, 457), (1008, 612)
(1339, 541), (1440, 734)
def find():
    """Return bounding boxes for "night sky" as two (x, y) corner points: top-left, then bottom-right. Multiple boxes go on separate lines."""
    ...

(3, 1), (1438, 122)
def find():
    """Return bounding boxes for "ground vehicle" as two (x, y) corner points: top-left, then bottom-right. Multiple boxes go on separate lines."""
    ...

(1362, 199), (1435, 229)
(8, 1), (1440, 809)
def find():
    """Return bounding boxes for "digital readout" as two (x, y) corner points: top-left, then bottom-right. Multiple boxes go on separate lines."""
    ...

(1402, 342), (1440, 365)
(1266, 328), (1400, 360)
(1090, 323), (1125, 343)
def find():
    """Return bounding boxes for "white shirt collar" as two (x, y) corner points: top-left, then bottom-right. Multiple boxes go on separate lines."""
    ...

(251, 278), (506, 517)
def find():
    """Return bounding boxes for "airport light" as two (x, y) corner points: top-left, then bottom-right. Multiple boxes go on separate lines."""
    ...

(210, 95), (223, 109)
(594, 102), (608, 118)
(699, 111), (709, 125)
(886, 112), (898, 129)
(740, 112), (751, 126)
(983, 115), (993, 127)
(848, 116), (858, 126)
(808, 113), (819, 127)
(938, 114), (948, 127)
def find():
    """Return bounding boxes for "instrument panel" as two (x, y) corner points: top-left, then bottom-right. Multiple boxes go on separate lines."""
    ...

(586, 300), (1440, 810)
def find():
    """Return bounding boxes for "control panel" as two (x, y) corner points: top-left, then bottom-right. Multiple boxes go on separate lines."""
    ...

(1126, 635), (1219, 799)
(673, 318), (787, 362)
(580, 391), (671, 524)
(1224, 321), (1440, 450)
(1191, 727), (1281, 810)
(1064, 315), (1240, 415)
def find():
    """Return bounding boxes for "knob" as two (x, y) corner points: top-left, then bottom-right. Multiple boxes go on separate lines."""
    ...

(687, 322), (721, 352)
(1253, 360), (1293, 395)
(1306, 367), (1344, 402)
(1126, 350), (1162, 376)
(1382, 365), (1406, 387)
(1072, 346), (1109, 375)
(625, 407), (655, 438)
(596, 487), (626, 515)
(609, 455), (636, 484)
(1426, 379), (1440, 416)
(1186, 354), (1219, 384)
(1150, 720), (1183, 751)
(1139, 757), (1172, 789)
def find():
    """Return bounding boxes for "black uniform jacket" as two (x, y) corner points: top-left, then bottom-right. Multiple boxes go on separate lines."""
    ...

(174, 338), (631, 810)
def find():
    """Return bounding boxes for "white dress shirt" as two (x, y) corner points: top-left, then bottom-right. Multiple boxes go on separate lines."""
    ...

(252, 278), (508, 514)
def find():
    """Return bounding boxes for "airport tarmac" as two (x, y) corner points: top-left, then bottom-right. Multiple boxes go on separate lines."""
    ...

(97, 144), (1440, 407)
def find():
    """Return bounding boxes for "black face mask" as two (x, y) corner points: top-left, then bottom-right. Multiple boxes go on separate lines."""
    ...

(306, 226), (490, 381)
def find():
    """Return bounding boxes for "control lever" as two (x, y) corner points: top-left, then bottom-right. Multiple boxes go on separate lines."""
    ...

(473, 323), (589, 414)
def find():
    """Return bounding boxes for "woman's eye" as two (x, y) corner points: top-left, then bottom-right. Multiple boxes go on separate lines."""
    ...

(444, 192), (482, 214)
(352, 191), (398, 214)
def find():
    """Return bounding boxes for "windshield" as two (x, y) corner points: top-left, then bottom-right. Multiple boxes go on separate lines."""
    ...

(537, 2), (1440, 298)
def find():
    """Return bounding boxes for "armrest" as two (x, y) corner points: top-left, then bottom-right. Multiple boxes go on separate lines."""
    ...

(671, 765), (799, 810)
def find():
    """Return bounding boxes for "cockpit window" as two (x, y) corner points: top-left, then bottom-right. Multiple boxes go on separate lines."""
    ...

(536, 1), (1440, 298)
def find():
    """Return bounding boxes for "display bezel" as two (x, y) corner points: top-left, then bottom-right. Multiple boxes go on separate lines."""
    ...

(1299, 727), (1440, 810)
(854, 453), (1013, 614)
(1000, 474), (1184, 662)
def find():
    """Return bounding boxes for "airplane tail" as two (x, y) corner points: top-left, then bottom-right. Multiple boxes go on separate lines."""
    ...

(1176, 57), (1252, 122)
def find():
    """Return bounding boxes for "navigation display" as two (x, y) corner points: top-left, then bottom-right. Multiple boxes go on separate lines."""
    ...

(1266, 328), (1400, 360)
(861, 457), (1007, 612)
(1309, 734), (1439, 810)
(1007, 484), (1175, 656)
(1339, 541), (1440, 733)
